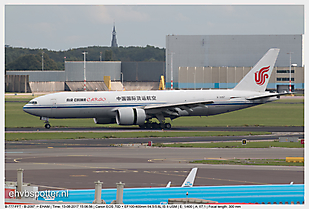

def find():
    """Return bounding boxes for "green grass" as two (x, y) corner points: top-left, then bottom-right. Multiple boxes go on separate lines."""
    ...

(156, 141), (304, 148)
(5, 131), (270, 141)
(191, 158), (304, 166)
(5, 97), (304, 128)
(172, 100), (304, 127)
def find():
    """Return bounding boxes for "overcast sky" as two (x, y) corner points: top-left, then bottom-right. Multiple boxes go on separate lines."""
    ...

(4, 3), (304, 51)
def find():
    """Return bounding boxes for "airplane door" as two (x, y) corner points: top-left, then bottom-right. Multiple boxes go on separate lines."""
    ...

(50, 98), (57, 115)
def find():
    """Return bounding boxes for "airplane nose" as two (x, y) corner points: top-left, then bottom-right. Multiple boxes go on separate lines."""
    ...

(23, 99), (41, 116)
(23, 105), (30, 113)
(23, 104), (35, 115)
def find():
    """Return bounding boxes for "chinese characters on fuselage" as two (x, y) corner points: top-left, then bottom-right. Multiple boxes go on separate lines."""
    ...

(116, 95), (157, 102)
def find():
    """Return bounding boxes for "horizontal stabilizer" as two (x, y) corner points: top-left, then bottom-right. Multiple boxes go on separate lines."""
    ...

(246, 92), (292, 100)
(181, 168), (198, 187)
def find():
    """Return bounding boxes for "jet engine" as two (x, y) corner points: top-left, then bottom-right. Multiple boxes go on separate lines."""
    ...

(116, 108), (146, 125)
(94, 118), (116, 124)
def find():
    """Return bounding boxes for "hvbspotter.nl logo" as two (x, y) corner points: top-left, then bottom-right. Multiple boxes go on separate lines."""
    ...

(8, 190), (69, 199)
(254, 66), (270, 86)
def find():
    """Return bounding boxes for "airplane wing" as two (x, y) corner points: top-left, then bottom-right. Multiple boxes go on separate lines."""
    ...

(144, 100), (213, 111)
(246, 92), (292, 101)
(143, 100), (213, 117)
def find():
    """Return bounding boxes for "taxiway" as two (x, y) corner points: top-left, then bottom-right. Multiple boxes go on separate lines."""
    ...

(5, 144), (304, 190)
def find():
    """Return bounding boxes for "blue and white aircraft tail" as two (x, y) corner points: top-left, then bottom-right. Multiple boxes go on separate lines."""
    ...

(181, 168), (198, 187)
(166, 168), (198, 188)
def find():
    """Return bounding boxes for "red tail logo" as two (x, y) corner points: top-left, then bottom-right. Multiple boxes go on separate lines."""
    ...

(254, 66), (270, 86)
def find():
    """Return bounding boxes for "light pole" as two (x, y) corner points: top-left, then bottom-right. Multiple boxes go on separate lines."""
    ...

(171, 52), (174, 90)
(42, 52), (44, 71)
(82, 52), (88, 91)
(287, 52), (294, 93)
(120, 72), (124, 90)
(193, 68), (196, 90)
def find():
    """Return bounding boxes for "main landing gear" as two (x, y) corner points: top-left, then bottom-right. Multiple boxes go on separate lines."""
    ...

(139, 122), (172, 130)
(40, 117), (51, 129)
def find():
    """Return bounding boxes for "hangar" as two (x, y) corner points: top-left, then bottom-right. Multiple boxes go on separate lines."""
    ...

(5, 61), (165, 92)
(166, 35), (304, 92)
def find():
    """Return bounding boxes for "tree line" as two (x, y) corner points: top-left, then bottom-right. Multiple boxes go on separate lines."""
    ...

(5, 45), (165, 71)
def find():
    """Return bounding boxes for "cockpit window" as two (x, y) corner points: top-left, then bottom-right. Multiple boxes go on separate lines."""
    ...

(28, 100), (38, 105)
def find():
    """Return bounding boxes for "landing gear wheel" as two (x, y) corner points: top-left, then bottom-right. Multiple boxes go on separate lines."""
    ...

(160, 123), (165, 129)
(145, 123), (152, 129)
(45, 124), (51, 129)
(165, 123), (172, 129)
(139, 124), (146, 129)
(153, 123), (160, 129)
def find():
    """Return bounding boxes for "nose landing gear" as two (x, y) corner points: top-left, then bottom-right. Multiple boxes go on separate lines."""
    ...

(45, 123), (51, 129)
(40, 117), (51, 129)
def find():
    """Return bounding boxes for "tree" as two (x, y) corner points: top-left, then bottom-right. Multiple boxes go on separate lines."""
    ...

(5, 45), (166, 71)
(104, 50), (113, 61)
(6, 53), (58, 70)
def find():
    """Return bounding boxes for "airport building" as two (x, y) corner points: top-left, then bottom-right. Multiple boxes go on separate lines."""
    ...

(5, 35), (304, 93)
(177, 66), (304, 92)
(5, 61), (165, 92)
(65, 61), (121, 81)
(166, 35), (304, 92)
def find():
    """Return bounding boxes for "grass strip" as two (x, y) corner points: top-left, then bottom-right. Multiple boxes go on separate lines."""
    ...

(5, 131), (270, 141)
(191, 158), (304, 166)
(156, 141), (304, 148)
(5, 98), (304, 127)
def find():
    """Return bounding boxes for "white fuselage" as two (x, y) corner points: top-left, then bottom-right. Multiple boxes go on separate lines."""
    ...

(23, 48), (282, 128)
(23, 89), (276, 119)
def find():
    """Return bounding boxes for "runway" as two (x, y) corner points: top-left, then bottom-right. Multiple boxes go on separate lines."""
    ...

(5, 133), (304, 150)
(5, 126), (304, 133)
(5, 125), (304, 192)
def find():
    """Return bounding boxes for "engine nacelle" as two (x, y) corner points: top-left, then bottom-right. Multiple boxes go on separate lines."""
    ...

(94, 117), (116, 124)
(116, 108), (146, 125)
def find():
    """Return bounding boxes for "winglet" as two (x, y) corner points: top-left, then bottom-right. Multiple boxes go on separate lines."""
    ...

(181, 168), (198, 187)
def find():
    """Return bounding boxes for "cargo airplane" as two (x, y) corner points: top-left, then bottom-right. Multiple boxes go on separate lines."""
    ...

(23, 48), (289, 129)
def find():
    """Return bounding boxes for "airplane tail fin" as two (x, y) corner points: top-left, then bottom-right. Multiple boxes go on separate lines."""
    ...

(233, 48), (280, 92)
(166, 181), (171, 187)
(181, 168), (198, 187)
